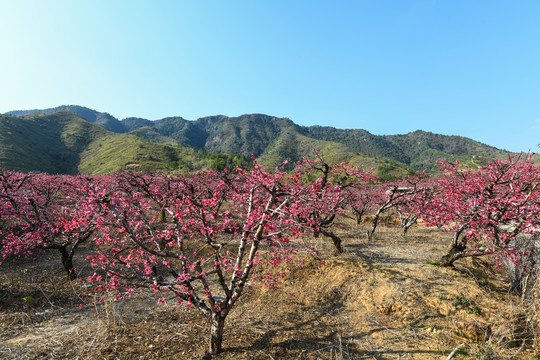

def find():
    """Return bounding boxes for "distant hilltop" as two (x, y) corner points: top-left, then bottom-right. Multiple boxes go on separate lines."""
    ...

(2, 105), (509, 176)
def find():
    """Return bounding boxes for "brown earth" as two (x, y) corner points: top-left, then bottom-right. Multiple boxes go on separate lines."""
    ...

(1, 221), (538, 359)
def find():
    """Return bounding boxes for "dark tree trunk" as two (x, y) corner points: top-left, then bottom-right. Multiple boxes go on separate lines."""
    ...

(438, 245), (488, 267)
(310, 212), (342, 254)
(58, 246), (76, 280)
(355, 212), (362, 225)
(368, 210), (381, 242)
(320, 229), (343, 255)
(438, 227), (468, 267)
(353, 206), (367, 225)
(438, 246), (466, 267)
(402, 225), (409, 236)
(209, 313), (226, 355)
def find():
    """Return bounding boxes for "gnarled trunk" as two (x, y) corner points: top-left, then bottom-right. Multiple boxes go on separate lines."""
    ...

(310, 212), (342, 254)
(319, 229), (343, 255)
(438, 246), (466, 267)
(438, 226), (468, 267)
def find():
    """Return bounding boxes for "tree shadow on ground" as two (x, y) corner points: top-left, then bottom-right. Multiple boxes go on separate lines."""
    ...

(223, 289), (445, 360)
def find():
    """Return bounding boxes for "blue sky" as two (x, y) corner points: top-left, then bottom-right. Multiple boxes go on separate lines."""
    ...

(1, 1), (539, 152)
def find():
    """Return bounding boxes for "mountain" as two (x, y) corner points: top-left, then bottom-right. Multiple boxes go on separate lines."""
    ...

(7, 105), (127, 133)
(117, 113), (508, 173)
(383, 130), (507, 171)
(305, 127), (509, 172)
(0, 111), (108, 174)
(0, 111), (247, 175)
(121, 114), (297, 155)
(3, 105), (511, 176)
(115, 114), (410, 177)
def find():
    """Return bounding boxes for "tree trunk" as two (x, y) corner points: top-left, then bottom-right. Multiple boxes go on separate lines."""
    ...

(209, 313), (226, 355)
(402, 225), (409, 237)
(58, 246), (77, 280)
(399, 214), (417, 237)
(438, 245), (489, 267)
(355, 211), (362, 225)
(320, 229), (343, 255)
(368, 212), (381, 242)
(438, 229), (468, 267)
(438, 246), (466, 267)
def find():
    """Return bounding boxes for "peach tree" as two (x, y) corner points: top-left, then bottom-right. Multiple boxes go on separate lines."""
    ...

(83, 161), (350, 355)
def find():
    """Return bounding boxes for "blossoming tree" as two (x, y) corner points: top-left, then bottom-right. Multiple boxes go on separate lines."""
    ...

(0, 170), (96, 279)
(83, 161), (348, 354)
(418, 154), (540, 267)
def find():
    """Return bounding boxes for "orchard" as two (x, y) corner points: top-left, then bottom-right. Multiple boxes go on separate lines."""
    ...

(2, 153), (540, 357)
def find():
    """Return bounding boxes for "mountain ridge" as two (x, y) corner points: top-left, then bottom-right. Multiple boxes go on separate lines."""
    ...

(0, 111), (248, 175)
(8, 105), (127, 133)
(4, 105), (510, 174)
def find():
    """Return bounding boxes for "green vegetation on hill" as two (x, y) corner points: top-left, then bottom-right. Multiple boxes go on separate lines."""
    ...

(193, 114), (298, 156)
(0, 111), (249, 175)
(8, 105), (126, 133)
(121, 112), (412, 176)
(80, 134), (249, 175)
(383, 130), (509, 171)
(121, 117), (154, 132)
(305, 126), (409, 164)
(128, 127), (177, 146)
(0, 112), (108, 174)
(258, 130), (409, 179)
(129, 114), (507, 173)
(78, 134), (190, 174)
(3, 105), (512, 175)
(306, 127), (510, 172)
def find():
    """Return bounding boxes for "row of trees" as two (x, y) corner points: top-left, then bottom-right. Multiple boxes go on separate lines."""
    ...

(2, 154), (540, 355)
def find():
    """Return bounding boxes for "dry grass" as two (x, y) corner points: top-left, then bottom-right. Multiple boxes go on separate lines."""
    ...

(1, 220), (540, 359)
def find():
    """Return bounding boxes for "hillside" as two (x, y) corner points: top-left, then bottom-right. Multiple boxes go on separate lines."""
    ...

(257, 129), (408, 178)
(384, 130), (509, 171)
(7, 105), (127, 133)
(4, 105), (512, 174)
(0, 112), (246, 175)
(306, 126), (510, 172)
(0, 112), (109, 174)
(115, 112), (510, 172)
(119, 113), (512, 172)
(123, 114), (409, 178)
(122, 114), (299, 157)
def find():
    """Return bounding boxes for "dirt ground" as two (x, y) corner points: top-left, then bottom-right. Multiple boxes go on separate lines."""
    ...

(1, 221), (538, 359)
